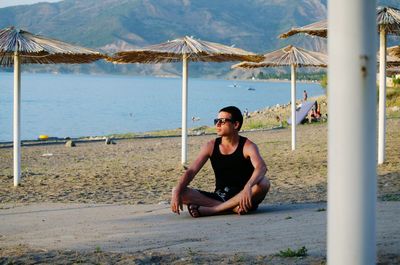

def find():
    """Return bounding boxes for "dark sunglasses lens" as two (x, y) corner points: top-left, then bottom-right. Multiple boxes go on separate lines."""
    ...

(214, 119), (219, 125)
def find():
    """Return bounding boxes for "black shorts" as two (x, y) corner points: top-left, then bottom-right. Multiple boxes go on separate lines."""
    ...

(197, 186), (242, 202)
(197, 186), (260, 211)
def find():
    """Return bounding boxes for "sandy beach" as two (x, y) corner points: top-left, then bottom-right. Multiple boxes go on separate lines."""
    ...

(0, 106), (399, 264)
(0, 118), (399, 206)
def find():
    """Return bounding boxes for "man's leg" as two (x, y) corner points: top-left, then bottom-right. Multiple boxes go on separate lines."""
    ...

(190, 177), (270, 217)
(177, 187), (223, 207)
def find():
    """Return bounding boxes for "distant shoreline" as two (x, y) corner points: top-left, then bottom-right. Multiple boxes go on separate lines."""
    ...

(228, 77), (321, 84)
(1, 71), (321, 84)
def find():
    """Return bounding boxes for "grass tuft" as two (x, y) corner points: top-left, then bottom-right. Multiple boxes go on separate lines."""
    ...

(277, 246), (308, 257)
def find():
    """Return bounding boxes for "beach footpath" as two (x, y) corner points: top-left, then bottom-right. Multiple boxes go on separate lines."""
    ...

(0, 201), (399, 264)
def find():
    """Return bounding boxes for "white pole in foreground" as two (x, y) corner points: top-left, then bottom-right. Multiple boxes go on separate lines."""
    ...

(328, 0), (377, 264)
(291, 64), (296, 151)
(378, 27), (386, 164)
(13, 51), (21, 187)
(181, 54), (188, 165)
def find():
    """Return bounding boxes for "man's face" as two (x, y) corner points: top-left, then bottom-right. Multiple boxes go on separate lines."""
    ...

(215, 111), (237, 136)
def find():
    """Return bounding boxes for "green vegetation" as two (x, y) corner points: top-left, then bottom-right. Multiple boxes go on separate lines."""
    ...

(255, 71), (327, 82)
(243, 120), (268, 130)
(320, 74), (328, 91)
(392, 76), (400, 87)
(277, 246), (308, 257)
(380, 194), (400, 201)
(94, 246), (102, 253)
(387, 86), (400, 107)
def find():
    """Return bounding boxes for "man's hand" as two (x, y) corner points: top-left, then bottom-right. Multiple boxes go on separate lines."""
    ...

(171, 187), (183, 215)
(238, 184), (252, 214)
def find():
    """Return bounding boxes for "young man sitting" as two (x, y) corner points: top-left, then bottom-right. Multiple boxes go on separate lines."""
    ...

(171, 106), (270, 217)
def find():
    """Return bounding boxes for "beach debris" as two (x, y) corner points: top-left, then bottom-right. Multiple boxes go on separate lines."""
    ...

(105, 137), (116, 145)
(41, 153), (53, 157)
(65, 140), (76, 147)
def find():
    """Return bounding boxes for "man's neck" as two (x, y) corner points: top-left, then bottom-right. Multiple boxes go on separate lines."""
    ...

(221, 133), (240, 146)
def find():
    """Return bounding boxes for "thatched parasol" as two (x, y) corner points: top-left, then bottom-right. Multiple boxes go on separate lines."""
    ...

(109, 36), (262, 165)
(0, 27), (104, 65)
(388, 45), (400, 58)
(0, 26), (105, 187)
(279, 6), (400, 164)
(232, 45), (327, 151)
(386, 46), (400, 74)
(279, 6), (400, 39)
(380, 50), (400, 67)
(279, 19), (327, 39)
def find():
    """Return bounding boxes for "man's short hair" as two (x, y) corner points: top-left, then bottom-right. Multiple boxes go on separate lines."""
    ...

(219, 106), (243, 131)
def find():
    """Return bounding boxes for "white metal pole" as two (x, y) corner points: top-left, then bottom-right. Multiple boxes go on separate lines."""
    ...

(378, 27), (386, 164)
(328, 0), (377, 264)
(13, 51), (21, 187)
(291, 64), (296, 151)
(181, 54), (188, 165)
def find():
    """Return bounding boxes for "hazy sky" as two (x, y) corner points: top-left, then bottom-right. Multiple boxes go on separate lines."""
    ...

(0, 0), (61, 8)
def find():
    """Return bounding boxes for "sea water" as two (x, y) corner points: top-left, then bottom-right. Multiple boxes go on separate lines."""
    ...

(0, 73), (324, 141)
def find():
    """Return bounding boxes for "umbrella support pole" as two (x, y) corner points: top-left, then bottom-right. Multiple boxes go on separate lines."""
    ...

(291, 64), (296, 151)
(378, 27), (386, 164)
(327, 0), (377, 264)
(181, 55), (188, 165)
(13, 51), (21, 187)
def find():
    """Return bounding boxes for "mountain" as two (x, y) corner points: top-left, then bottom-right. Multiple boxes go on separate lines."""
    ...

(0, 0), (398, 77)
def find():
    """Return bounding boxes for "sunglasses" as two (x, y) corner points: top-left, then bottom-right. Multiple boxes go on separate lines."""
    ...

(214, 118), (234, 125)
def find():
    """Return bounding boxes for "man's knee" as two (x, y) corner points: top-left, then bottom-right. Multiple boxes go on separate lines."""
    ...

(251, 177), (270, 205)
(254, 177), (270, 194)
(179, 187), (192, 202)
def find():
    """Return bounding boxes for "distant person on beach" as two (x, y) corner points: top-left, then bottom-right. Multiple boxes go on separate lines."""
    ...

(303, 90), (308, 101)
(243, 108), (250, 118)
(171, 106), (270, 218)
(306, 101), (321, 123)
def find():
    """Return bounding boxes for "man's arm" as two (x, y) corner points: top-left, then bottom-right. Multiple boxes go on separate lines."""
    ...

(239, 140), (268, 213)
(171, 140), (214, 214)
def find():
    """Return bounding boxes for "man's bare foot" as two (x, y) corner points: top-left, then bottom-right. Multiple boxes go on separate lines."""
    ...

(187, 204), (202, 218)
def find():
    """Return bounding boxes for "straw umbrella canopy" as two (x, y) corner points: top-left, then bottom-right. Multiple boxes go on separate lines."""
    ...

(388, 45), (400, 58)
(279, 6), (400, 164)
(378, 48), (400, 67)
(0, 26), (105, 187)
(232, 45), (327, 151)
(279, 19), (327, 39)
(386, 46), (400, 75)
(387, 45), (400, 74)
(109, 36), (262, 165)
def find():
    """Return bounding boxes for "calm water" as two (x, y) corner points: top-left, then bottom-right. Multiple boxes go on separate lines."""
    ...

(0, 73), (324, 141)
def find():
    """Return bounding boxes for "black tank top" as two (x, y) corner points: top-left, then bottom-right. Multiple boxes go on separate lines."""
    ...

(210, 136), (254, 191)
